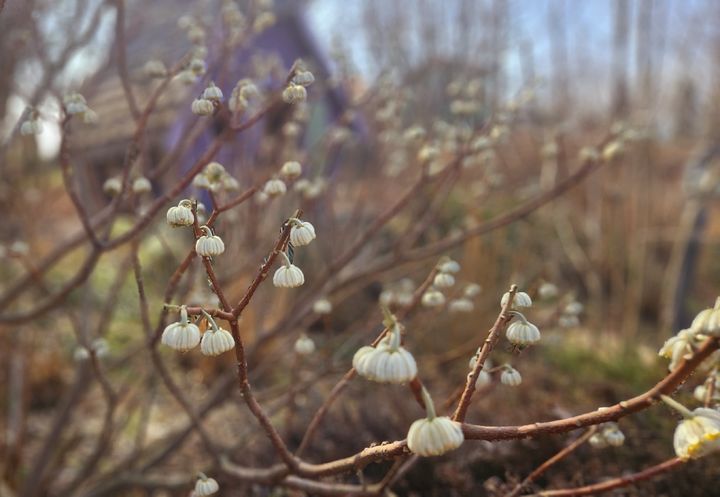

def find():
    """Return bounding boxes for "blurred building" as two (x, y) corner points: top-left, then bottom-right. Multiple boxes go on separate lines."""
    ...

(75, 0), (351, 207)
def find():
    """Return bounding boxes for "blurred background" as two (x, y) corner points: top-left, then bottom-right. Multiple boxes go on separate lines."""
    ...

(1, 0), (720, 496)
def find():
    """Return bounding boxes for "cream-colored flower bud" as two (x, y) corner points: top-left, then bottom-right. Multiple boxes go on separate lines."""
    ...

(200, 325), (235, 356)
(589, 432), (608, 449)
(417, 145), (439, 163)
(506, 315), (541, 346)
(280, 160), (302, 179)
(195, 226), (225, 257)
(222, 175), (239, 191)
(558, 314), (580, 328)
(293, 178), (311, 192)
(189, 57), (206, 76)
(353, 324), (417, 384)
(63, 92), (88, 115)
(282, 83), (307, 104)
(294, 334), (316, 355)
(501, 291), (532, 309)
(193, 173), (212, 191)
(253, 11), (276, 32)
(290, 220), (316, 246)
(132, 176), (152, 194)
(82, 109), (99, 124)
(407, 387), (464, 456)
(579, 147), (599, 162)
(564, 301), (584, 316)
(20, 119), (43, 136)
(176, 70), (197, 85)
(474, 369), (492, 389)
(103, 177), (122, 196)
(194, 473), (219, 496)
(602, 141), (624, 161)
(690, 298), (720, 336)
(312, 298), (332, 315)
(662, 396), (720, 460)
(143, 59), (167, 78)
(192, 98), (214, 116)
(463, 283), (481, 298)
(202, 82), (223, 101)
(263, 178), (287, 196)
(433, 273), (455, 288)
(602, 423), (625, 447)
(162, 306), (201, 352)
(449, 298), (474, 313)
(166, 200), (194, 227)
(538, 282), (559, 300)
(500, 366), (522, 386)
(292, 70), (315, 87)
(273, 251), (304, 288)
(421, 288), (445, 307)
(658, 328), (699, 371)
(438, 259), (460, 273)
(204, 161), (226, 182)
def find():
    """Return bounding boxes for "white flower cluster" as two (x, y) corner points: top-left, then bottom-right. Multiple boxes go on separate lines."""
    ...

(272, 218), (315, 289)
(166, 199), (195, 227)
(502, 289), (541, 347)
(229, 79), (259, 114)
(353, 323), (417, 384)
(192, 82), (223, 116)
(282, 61), (314, 104)
(193, 473), (219, 496)
(161, 306), (235, 356)
(558, 299), (583, 328)
(192, 161), (239, 192)
(589, 422), (626, 448)
(20, 108), (43, 136)
(658, 298), (720, 371)
(406, 387), (464, 457)
(662, 395), (720, 460)
(63, 92), (97, 123)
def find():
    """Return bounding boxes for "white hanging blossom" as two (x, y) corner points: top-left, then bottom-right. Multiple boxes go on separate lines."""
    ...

(289, 219), (316, 246)
(538, 282), (559, 300)
(195, 226), (225, 257)
(280, 160), (302, 179)
(353, 322), (417, 384)
(103, 177), (122, 196)
(194, 473), (219, 496)
(294, 334), (316, 355)
(506, 312), (541, 346)
(191, 98), (214, 116)
(421, 288), (445, 307)
(463, 283), (482, 298)
(312, 298), (332, 315)
(662, 396), (720, 460)
(449, 298), (474, 313)
(161, 306), (201, 352)
(433, 272), (455, 288)
(500, 366), (522, 386)
(658, 328), (701, 371)
(407, 387), (464, 457)
(200, 313), (235, 356)
(273, 251), (304, 288)
(501, 291), (532, 309)
(690, 297), (720, 337)
(166, 199), (194, 227)
(263, 177), (287, 196)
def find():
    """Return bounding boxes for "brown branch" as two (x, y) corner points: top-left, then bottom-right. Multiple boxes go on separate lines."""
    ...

(112, 0), (140, 120)
(453, 284), (517, 422)
(505, 427), (598, 497)
(295, 264), (440, 457)
(530, 457), (685, 497)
